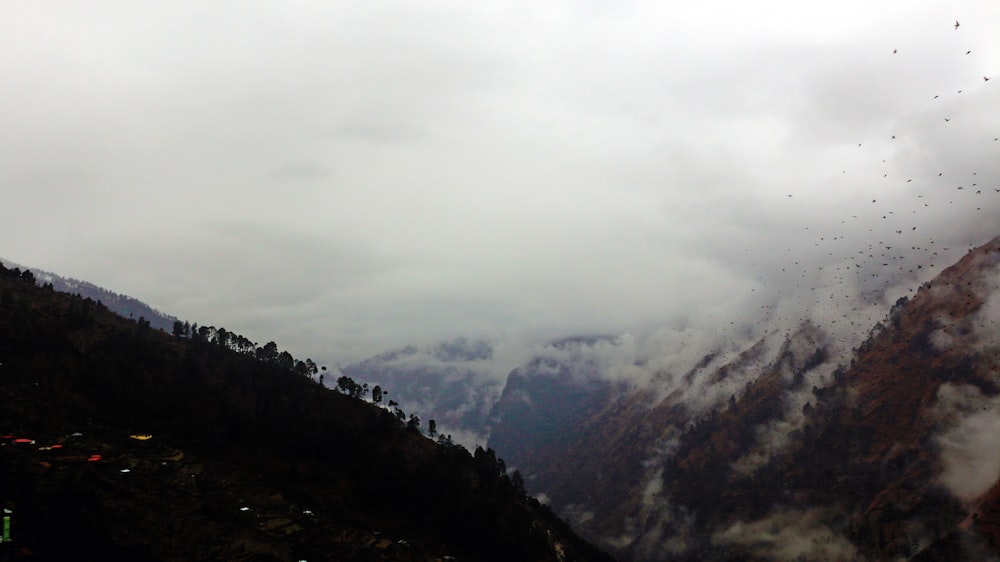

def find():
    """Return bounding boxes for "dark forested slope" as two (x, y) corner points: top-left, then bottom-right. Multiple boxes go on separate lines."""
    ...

(0, 264), (613, 562)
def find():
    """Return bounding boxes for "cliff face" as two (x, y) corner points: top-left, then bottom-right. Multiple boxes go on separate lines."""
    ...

(489, 237), (1000, 561)
(488, 340), (618, 473)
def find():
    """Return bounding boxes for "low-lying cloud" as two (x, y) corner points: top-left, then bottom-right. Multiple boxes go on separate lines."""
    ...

(712, 508), (857, 562)
(933, 383), (1000, 502)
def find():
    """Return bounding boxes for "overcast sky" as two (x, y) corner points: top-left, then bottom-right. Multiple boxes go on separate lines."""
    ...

(2, 1), (998, 368)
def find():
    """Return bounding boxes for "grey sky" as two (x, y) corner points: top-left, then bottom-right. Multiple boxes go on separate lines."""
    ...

(2, 1), (998, 368)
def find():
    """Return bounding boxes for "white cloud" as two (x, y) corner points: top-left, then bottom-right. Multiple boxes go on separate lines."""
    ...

(972, 258), (1000, 351)
(0, 0), (997, 366)
(713, 508), (858, 561)
(933, 383), (1000, 502)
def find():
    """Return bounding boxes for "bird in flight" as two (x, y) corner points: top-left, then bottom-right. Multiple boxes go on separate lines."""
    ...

(954, 20), (960, 30)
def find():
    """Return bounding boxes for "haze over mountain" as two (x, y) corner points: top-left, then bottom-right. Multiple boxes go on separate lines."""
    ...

(484, 234), (1000, 561)
(7, 231), (999, 560)
(338, 338), (507, 448)
(0, 258), (178, 332)
(2, 1), (997, 369)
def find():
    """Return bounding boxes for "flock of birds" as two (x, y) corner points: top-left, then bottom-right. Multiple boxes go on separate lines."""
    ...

(733, 17), (998, 350)
(659, 17), (995, 396)
(656, 18), (999, 481)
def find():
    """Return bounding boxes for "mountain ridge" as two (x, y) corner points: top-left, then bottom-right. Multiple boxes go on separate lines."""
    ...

(484, 235), (1000, 560)
(0, 263), (614, 561)
(0, 258), (178, 332)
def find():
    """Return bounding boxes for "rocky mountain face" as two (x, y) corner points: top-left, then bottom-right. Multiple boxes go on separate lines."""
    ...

(487, 338), (620, 477)
(485, 236), (1000, 560)
(0, 265), (614, 562)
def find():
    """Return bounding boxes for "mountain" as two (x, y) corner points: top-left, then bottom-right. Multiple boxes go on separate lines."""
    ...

(487, 337), (621, 479)
(339, 339), (506, 448)
(0, 263), (614, 562)
(487, 236), (1000, 560)
(0, 258), (178, 332)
